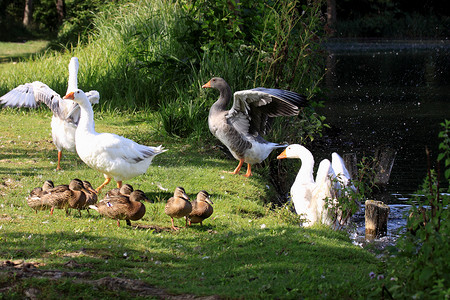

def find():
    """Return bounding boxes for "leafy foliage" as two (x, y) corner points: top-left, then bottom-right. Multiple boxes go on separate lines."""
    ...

(383, 121), (450, 298)
(324, 156), (377, 229)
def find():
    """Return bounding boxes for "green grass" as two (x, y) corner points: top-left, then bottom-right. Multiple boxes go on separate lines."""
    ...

(0, 40), (49, 62)
(0, 109), (381, 299)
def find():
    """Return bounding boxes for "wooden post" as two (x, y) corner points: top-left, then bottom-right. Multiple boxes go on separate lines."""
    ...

(343, 153), (358, 180)
(365, 200), (390, 240)
(374, 146), (397, 186)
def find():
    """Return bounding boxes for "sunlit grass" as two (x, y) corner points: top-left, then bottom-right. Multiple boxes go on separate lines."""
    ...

(0, 0), (380, 297)
(0, 110), (380, 298)
(0, 40), (49, 62)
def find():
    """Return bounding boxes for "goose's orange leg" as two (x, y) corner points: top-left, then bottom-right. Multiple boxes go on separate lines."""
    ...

(116, 181), (122, 188)
(243, 164), (253, 177)
(227, 159), (244, 175)
(56, 151), (62, 170)
(96, 178), (111, 193)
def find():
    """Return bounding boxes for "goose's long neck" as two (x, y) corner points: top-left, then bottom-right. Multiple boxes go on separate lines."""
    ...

(67, 63), (79, 94)
(211, 84), (232, 113)
(76, 102), (96, 135)
(296, 152), (315, 184)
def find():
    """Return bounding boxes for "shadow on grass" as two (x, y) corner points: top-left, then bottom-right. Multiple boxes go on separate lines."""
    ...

(0, 224), (376, 298)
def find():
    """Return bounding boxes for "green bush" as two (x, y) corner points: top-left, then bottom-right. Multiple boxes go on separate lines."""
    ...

(383, 120), (450, 298)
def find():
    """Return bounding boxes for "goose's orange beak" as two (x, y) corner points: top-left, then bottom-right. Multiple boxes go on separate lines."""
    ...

(277, 149), (287, 159)
(63, 92), (75, 100)
(202, 80), (211, 88)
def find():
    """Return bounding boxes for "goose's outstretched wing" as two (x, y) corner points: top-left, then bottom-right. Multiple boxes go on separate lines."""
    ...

(227, 88), (307, 136)
(0, 81), (66, 119)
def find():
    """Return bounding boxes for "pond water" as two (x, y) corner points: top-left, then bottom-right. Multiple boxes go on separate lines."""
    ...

(317, 40), (449, 197)
(316, 40), (450, 242)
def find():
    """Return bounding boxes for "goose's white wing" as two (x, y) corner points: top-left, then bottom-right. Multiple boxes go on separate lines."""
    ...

(331, 152), (352, 184)
(0, 81), (65, 119)
(88, 133), (166, 164)
(331, 152), (357, 196)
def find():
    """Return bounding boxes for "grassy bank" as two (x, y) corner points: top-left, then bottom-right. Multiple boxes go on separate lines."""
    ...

(0, 109), (381, 299)
(0, 40), (49, 63)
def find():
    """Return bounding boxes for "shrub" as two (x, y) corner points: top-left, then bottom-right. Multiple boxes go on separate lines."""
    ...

(383, 120), (450, 298)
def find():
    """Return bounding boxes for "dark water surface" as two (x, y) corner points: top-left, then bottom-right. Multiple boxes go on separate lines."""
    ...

(316, 40), (450, 198)
(313, 41), (449, 242)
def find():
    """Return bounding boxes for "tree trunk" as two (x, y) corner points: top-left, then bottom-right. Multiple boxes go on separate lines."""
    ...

(56, 0), (66, 25)
(326, 0), (336, 35)
(23, 0), (33, 28)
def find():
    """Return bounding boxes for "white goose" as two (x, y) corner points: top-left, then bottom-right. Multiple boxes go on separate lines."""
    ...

(202, 77), (307, 177)
(0, 57), (100, 170)
(63, 89), (167, 193)
(277, 145), (358, 228)
(277, 144), (337, 226)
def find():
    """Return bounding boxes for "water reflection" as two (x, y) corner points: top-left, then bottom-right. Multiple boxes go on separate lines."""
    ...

(317, 41), (450, 198)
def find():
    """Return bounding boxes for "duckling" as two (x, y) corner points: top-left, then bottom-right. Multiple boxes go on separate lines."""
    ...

(164, 187), (192, 230)
(40, 179), (87, 215)
(188, 190), (214, 226)
(27, 180), (54, 213)
(105, 184), (134, 198)
(89, 190), (148, 226)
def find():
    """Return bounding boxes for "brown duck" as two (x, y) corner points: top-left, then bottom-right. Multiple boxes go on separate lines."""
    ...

(40, 179), (89, 215)
(188, 190), (214, 226)
(70, 180), (98, 216)
(27, 180), (54, 212)
(83, 180), (98, 207)
(89, 190), (148, 226)
(105, 184), (134, 198)
(164, 187), (192, 230)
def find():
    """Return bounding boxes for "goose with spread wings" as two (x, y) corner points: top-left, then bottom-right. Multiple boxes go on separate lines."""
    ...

(202, 77), (308, 177)
(0, 57), (100, 170)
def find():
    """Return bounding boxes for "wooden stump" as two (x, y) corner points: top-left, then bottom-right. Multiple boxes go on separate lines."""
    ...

(365, 200), (390, 240)
(374, 146), (397, 186)
(343, 153), (358, 180)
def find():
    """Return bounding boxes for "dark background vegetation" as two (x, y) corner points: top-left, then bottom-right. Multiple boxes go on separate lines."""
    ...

(333, 0), (449, 38)
(1, 0), (449, 43)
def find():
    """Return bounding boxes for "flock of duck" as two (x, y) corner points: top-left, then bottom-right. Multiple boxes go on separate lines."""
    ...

(26, 178), (213, 229)
(1, 57), (356, 228)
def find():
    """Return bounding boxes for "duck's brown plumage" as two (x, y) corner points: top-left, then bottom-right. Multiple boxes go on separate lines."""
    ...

(202, 77), (307, 177)
(27, 180), (54, 212)
(90, 189), (148, 226)
(188, 190), (213, 226)
(105, 184), (134, 198)
(164, 187), (192, 230)
(39, 179), (87, 215)
(83, 181), (98, 207)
